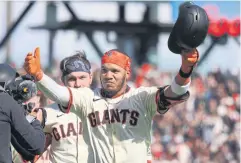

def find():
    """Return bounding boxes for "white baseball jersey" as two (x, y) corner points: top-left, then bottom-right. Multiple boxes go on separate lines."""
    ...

(67, 86), (163, 163)
(44, 103), (88, 163)
(37, 74), (189, 163)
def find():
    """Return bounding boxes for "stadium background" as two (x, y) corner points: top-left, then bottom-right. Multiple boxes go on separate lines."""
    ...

(0, 1), (240, 163)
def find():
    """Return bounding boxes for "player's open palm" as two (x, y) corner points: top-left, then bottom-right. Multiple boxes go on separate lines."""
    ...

(24, 47), (42, 78)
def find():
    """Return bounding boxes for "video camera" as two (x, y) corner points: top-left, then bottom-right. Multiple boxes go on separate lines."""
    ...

(6, 74), (38, 114)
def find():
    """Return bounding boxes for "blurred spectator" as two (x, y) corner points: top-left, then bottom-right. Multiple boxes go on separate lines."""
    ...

(134, 64), (240, 163)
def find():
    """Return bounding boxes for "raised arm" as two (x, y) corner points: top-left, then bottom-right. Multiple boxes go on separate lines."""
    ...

(24, 47), (93, 115)
(164, 49), (198, 97)
(37, 74), (70, 107)
(24, 47), (70, 107)
(155, 49), (199, 114)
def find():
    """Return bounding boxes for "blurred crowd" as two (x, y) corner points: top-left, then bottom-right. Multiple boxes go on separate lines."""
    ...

(17, 61), (240, 163)
(149, 68), (240, 163)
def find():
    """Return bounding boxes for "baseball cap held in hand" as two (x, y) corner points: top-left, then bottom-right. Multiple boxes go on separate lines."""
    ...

(168, 1), (209, 54)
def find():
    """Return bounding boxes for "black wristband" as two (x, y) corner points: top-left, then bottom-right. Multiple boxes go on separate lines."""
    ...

(179, 66), (194, 78)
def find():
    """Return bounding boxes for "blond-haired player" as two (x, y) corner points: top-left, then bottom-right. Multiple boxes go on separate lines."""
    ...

(24, 47), (198, 163)
(43, 51), (92, 163)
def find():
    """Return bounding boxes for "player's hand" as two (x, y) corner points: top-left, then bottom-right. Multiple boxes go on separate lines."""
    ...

(181, 48), (199, 66)
(29, 108), (43, 124)
(24, 47), (43, 81)
(36, 108), (43, 124)
(180, 48), (199, 73)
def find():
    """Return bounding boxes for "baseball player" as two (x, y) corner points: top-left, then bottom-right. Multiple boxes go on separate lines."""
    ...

(24, 46), (198, 163)
(42, 52), (92, 163)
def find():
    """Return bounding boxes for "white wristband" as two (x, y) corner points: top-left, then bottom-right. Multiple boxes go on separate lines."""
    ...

(170, 78), (191, 95)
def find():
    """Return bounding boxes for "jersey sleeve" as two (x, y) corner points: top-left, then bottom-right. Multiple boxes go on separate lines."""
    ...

(136, 86), (159, 118)
(136, 85), (190, 118)
(66, 87), (94, 117)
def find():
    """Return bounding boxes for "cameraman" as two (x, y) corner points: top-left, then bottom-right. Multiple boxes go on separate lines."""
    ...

(11, 74), (47, 163)
(0, 64), (45, 163)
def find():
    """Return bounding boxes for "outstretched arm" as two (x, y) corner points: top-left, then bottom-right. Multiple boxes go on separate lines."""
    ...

(24, 47), (93, 115)
(24, 47), (70, 107)
(37, 74), (70, 107)
(156, 49), (199, 114)
(164, 49), (198, 97)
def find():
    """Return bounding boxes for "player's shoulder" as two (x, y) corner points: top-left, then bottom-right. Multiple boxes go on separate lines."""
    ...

(45, 103), (61, 113)
(70, 87), (95, 103)
(44, 103), (64, 125)
(70, 87), (94, 95)
(91, 88), (102, 101)
(129, 86), (158, 95)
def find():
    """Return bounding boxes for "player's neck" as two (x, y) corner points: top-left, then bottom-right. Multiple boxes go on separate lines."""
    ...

(112, 85), (130, 98)
(101, 85), (130, 99)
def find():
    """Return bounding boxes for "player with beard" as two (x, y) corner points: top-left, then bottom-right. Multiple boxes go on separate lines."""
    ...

(24, 46), (198, 163)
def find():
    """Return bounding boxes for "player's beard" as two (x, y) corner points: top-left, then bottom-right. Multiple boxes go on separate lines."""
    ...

(100, 74), (126, 98)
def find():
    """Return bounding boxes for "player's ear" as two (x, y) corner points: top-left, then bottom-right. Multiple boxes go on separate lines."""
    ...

(126, 70), (131, 80)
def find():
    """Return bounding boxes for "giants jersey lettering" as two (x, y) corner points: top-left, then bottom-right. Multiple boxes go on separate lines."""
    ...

(69, 87), (159, 163)
(87, 108), (139, 127)
(44, 103), (88, 163)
